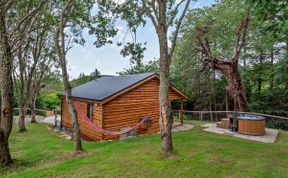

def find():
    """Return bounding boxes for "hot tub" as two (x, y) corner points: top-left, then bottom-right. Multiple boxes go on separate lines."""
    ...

(237, 114), (265, 136)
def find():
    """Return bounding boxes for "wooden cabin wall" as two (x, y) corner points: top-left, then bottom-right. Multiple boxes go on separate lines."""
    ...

(102, 77), (184, 140)
(61, 98), (103, 140)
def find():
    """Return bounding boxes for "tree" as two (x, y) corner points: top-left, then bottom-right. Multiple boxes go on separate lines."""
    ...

(0, 0), (45, 166)
(11, 0), (54, 130)
(54, 0), (84, 152)
(171, 0), (288, 118)
(97, 0), (192, 155)
(0, 1), (14, 166)
(195, 14), (249, 111)
(53, 0), (117, 153)
(29, 58), (55, 123)
(178, 0), (250, 111)
(171, 33), (228, 113)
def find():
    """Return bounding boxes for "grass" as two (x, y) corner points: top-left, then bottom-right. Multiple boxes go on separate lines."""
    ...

(174, 118), (213, 126)
(1, 123), (288, 178)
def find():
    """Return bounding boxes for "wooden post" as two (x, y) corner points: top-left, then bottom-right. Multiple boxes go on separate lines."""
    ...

(54, 107), (57, 128)
(233, 92), (238, 131)
(179, 100), (184, 125)
(200, 112), (203, 121)
(225, 90), (229, 119)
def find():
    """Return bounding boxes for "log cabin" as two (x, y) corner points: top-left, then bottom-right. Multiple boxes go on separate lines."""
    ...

(59, 73), (187, 141)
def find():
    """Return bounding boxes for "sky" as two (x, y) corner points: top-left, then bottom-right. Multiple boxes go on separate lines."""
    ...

(66, 0), (215, 79)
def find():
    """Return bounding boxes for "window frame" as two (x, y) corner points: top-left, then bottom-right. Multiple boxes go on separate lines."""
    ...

(86, 103), (94, 120)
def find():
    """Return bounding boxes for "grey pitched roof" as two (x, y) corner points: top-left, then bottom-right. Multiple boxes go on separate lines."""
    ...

(60, 73), (156, 101)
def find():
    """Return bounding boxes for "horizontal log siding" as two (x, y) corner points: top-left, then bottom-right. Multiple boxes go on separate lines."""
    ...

(102, 78), (184, 140)
(61, 98), (103, 140)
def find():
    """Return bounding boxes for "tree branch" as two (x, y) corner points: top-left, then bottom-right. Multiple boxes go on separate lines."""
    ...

(166, 0), (185, 27)
(148, 0), (159, 23)
(231, 11), (250, 63)
(2, 0), (16, 13)
(170, 0), (191, 57)
(8, 1), (46, 38)
(141, 0), (158, 29)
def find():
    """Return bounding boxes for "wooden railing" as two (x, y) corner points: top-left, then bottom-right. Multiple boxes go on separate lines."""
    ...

(172, 110), (288, 130)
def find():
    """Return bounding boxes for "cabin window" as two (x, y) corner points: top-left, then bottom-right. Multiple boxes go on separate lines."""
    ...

(87, 103), (93, 120)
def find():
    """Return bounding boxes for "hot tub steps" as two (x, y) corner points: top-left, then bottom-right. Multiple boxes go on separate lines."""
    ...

(217, 118), (230, 129)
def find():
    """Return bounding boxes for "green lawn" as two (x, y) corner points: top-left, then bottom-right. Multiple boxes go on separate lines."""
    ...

(174, 118), (213, 126)
(1, 123), (288, 178)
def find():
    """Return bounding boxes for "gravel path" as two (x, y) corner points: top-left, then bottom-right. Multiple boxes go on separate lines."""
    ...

(14, 115), (61, 125)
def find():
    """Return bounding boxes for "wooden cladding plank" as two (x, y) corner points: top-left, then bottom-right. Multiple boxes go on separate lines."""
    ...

(102, 77), (183, 140)
(61, 99), (103, 140)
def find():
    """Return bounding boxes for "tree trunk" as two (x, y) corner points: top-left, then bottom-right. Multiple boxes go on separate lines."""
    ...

(60, 53), (82, 152)
(16, 39), (28, 132)
(225, 90), (229, 119)
(209, 71), (213, 121)
(30, 98), (36, 123)
(157, 1), (173, 155)
(269, 47), (274, 91)
(285, 42), (288, 90)
(18, 105), (26, 132)
(223, 65), (247, 112)
(258, 50), (263, 92)
(212, 70), (217, 120)
(206, 62), (247, 112)
(0, 12), (13, 166)
(54, 4), (83, 152)
(159, 47), (173, 154)
(0, 90), (1, 122)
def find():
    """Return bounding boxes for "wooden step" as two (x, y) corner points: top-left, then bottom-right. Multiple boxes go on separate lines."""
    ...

(217, 118), (230, 129)
(216, 122), (222, 128)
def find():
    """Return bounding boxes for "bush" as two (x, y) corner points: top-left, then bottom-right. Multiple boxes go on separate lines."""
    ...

(36, 93), (61, 110)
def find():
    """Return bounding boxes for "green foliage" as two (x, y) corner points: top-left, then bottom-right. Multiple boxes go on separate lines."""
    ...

(71, 74), (96, 87)
(118, 59), (159, 75)
(171, 0), (244, 111)
(120, 43), (147, 65)
(36, 93), (61, 110)
(180, 0), (247, 59)
(51, 0), (118, 49)
(274, 56), (288, 88)
(1, 123), (288, 177)
(39, 71), (63, 94)
(171, 0), (288, 116)
(34, 72), (63, 110)
(71, 69), (101, 87)
(248, 0), (288, 41)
